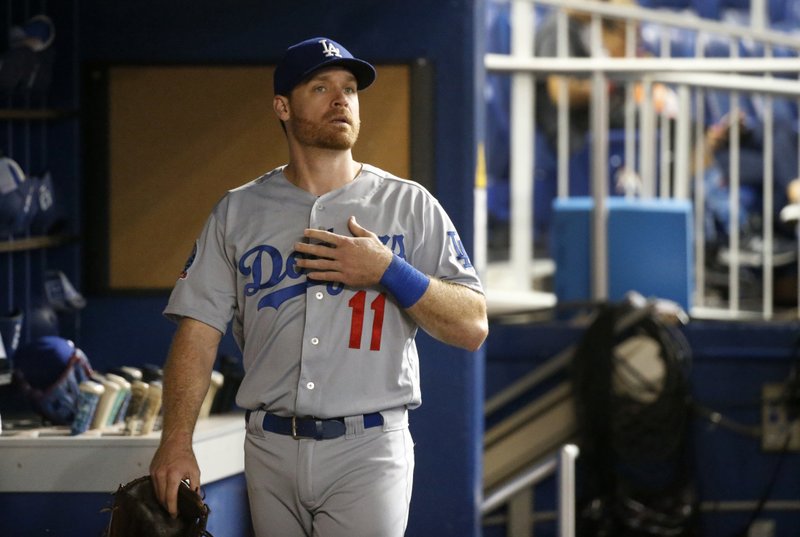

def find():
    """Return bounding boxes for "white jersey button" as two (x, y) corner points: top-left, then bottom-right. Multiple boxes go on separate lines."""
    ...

(316, 204), (325, 211)
(311, 337), (320, 345)
(315, 291), (324, 300)
(306, 381), (316, 390)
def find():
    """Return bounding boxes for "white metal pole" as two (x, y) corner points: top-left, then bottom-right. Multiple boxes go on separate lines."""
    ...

(694, 90), (707, 308)
(674, 85), (691, 200)
(510, 0), (535, 290)
(557, 9), (570, 198)
(728, 40), (741, 313)
(659, 28), (671, 198)
(639, 77), (656, 198)
(624, 20), (637, 185)
(660, 114), (672, 198)
(590, 13), (609, 300)
(558, 444), (580, 537)
(762, 46), (774, 320)
(751, 0), (767, 31)
(762, 95), (774, 319)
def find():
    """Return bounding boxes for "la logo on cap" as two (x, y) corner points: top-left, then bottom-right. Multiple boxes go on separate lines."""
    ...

(320, 39), (342, 58)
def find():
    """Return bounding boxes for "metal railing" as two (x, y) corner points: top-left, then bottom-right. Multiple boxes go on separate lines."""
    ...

(482, 443), (580, 537)
(479, 0), (800, 320)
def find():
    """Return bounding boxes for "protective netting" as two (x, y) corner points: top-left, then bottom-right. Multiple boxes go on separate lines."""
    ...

(571, 300), (697, 537)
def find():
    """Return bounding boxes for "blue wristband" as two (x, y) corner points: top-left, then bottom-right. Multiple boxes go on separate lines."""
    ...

(379, 255), (430, 309)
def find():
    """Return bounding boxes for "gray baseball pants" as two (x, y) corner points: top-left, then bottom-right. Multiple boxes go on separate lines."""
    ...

(244, 409), (415, 537)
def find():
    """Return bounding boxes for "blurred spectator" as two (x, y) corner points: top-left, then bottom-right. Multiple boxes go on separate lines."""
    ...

(534, 0), (635, 156)
(702, 112), (799, 258)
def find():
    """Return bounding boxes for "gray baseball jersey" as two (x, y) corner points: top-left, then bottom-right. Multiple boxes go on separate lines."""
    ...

(164, 163), (483, 418)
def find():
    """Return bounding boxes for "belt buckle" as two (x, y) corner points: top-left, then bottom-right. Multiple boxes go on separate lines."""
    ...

(291, 416), (315, 439)
(291, 416), (300, 439)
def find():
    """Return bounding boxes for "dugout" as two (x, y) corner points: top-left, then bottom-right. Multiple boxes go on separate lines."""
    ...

(0, 1), (799, 536)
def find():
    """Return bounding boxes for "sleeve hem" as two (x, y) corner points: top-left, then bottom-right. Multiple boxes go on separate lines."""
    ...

(162, 307), (229, 335)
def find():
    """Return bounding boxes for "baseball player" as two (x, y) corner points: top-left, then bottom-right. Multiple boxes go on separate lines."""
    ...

(149, 36), (488, 537)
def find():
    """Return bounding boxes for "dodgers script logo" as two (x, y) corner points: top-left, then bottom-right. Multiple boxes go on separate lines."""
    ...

(319, 39), (342, 58)
(239, 233), (407, 310)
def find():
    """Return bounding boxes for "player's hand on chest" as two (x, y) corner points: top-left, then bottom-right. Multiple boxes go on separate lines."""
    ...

(293, 216), (394, 288)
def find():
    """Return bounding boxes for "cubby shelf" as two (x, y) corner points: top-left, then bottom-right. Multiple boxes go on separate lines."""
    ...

(0, 108), (78, 120)
(0, 234), (76, 253)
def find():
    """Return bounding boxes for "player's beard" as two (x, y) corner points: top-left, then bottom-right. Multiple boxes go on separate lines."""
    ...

(290, 112), (361, 150)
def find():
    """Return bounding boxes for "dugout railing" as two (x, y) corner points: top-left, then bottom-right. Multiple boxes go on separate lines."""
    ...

(482, 443), (579, 537)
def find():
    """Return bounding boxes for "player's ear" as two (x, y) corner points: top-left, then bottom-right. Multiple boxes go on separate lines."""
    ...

(273, 95), (290, 121)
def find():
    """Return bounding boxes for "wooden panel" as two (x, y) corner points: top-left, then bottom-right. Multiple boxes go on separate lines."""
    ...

(108, 65), (409, 290)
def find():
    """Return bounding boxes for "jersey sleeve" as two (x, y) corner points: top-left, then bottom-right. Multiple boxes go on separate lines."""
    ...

(411, 195), (484, 294)
(163, 200), (237, 334)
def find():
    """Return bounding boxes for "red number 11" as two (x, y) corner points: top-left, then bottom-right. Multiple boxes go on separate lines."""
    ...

(348, 291), (387, 351)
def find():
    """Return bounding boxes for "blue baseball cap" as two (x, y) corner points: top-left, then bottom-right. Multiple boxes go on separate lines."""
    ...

(274, 37), (376, 96)
(14, 336), (78, 390)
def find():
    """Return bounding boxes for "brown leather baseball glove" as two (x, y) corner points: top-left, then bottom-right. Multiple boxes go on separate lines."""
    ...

(104, 475), (213, 537)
